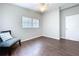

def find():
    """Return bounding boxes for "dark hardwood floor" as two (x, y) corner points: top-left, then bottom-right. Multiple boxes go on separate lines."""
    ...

(1, 36), (79, 56)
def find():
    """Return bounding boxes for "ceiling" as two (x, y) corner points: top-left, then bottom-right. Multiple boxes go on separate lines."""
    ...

(12, 3), (78, 13)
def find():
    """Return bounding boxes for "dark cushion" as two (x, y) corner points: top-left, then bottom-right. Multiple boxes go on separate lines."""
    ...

(0, 38), (2, 42)
(0, 30), (11, 34)
(0, 38), (20, 47)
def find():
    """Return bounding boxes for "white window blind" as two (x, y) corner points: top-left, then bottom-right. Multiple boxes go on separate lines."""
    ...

(22, 16), (39, 28)
(33, 19), (39, 28)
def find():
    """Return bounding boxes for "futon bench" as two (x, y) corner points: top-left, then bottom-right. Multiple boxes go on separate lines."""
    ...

(0, 30), (21, 55)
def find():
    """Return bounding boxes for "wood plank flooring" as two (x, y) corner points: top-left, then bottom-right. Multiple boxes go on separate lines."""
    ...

(1, 36), (79, 56)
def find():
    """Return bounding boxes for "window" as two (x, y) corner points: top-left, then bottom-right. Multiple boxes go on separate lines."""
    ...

(33, 19), (39, 28)
(22, 16), (32, 28)
(22, 16), (39, 28)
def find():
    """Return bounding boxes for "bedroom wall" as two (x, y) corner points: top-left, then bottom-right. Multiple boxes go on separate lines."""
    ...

(0, 3), (42, 41)
(41, 8), (60, 39)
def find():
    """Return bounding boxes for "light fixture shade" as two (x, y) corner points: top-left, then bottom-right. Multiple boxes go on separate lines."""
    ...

(39, 3), (48, 12)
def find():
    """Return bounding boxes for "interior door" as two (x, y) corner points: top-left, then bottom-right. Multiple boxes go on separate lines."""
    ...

(65, 14), (79, 41)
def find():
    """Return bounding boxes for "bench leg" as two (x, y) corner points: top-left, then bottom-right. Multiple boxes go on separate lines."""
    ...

(19, 40), (21, 46)
(7, 48), (11, 56)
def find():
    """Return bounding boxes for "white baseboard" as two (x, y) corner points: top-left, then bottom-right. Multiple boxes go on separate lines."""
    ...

(43, 35), (60, 40)
(60, 37), (65, 39)
(60, 37), (79, 42)
(21, 35), (60, 42)
(21, 35), (42, 42)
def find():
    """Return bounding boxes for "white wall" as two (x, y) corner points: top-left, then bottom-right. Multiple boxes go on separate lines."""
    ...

(0, 4), (42, 41)
(41, 8), (60, 39)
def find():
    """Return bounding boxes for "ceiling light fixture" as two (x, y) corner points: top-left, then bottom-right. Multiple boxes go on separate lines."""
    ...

(39, 3), (48, 12)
